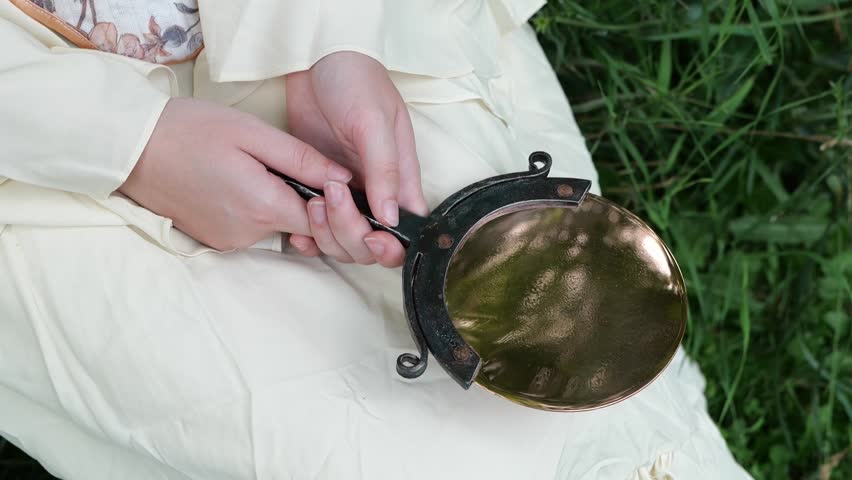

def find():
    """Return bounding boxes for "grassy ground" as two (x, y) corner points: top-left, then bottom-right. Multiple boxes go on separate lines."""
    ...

(533, 1), (851, 479)
(2, 1), (849, 479)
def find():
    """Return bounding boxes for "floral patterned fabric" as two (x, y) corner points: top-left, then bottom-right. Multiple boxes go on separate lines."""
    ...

(16, 0), (202, 63)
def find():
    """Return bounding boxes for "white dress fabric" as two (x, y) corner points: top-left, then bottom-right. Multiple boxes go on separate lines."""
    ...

(0, 1), (752, 479)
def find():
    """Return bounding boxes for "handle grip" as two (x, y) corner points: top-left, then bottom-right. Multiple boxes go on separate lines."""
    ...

(267, 168), (425, 247)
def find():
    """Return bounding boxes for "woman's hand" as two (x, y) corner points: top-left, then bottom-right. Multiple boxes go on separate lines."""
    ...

(119, 97), (352, 253)
(286, 51), (429, 267)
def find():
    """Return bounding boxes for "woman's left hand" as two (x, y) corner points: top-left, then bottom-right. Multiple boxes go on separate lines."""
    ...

(285, 51), (429, 267)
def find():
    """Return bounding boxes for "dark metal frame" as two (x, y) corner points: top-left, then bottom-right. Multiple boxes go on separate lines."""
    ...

(395, 152), (592, 387)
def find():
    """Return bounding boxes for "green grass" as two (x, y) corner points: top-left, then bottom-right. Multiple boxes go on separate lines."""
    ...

(2, 1), (849, 479)
(532, 1), (850, 478)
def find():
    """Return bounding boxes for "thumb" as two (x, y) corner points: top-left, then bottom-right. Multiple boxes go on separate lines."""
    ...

(394, 105), (429, 216)
(354, 114), (401, 226)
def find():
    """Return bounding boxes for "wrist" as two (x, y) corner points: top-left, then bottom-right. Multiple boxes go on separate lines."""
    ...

(115, 95), (172, 197)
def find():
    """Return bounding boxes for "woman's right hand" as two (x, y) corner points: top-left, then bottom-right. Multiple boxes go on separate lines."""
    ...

(118, 97), (353, 252)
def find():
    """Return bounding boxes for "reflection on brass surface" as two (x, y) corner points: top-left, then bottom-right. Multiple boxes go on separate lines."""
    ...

(445, 195), (686, 411)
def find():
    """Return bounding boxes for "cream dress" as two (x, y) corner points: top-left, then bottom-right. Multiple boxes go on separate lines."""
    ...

(0, 1), (751, 479)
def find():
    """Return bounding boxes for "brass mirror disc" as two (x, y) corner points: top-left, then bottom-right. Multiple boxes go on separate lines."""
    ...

(445, 195), (686, 411)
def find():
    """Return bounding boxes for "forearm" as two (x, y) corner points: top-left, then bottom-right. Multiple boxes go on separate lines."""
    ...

(0, 17), (172, 199)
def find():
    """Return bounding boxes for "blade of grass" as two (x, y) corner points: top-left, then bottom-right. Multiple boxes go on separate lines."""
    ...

(746, 0), (776, 65)
(657, 39), (672, 92)
(647, 7), (851, 40)
(719, 255), (753, 422)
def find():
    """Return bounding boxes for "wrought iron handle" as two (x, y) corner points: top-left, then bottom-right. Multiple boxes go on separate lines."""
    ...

(267, 169), (426, 248)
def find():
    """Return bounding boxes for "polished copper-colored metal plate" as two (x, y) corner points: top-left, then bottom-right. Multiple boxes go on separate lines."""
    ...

(445, 194), (686, 411)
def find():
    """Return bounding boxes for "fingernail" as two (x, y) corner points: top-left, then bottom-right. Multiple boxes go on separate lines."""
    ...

(324, 181), (344, 207)
(364, 237), (385, 257)
(310, 201), (327, 225)
(291, 237), (309, 251)
(327, 163), (352, 183)
(383, 199), (399, 227)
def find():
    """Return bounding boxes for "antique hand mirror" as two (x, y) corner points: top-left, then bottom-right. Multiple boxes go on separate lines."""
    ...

(271, 152), (686, 412)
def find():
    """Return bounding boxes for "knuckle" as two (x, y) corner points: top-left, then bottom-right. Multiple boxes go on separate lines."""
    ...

(367, 163), (400, 188)
(350, 108), (388, 135)
(381, 164), (401, 180)
(231, 112), (265, 137)
(362, 109), (388, 128)
(291, 143), (310, 172)
(290, 141), (319, 173)
(246, 192), (280, 227)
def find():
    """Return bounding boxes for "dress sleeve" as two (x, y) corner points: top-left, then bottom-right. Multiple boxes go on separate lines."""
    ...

(0, 16), (172, 199)
(196, 0), (545, 83)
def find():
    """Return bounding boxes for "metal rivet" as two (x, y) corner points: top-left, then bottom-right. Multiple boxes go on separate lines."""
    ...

(437, 234), (454, 249)
(557, 184), (574, 198)
(453, 346), (472, 362)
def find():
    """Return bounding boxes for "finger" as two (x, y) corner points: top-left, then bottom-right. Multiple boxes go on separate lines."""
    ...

(289, 234), (321, 257)
(353, 113), (401, 227)
(364, 231), (406, 268)
(394, 105), (429, 216)
(324, 181), (376, 265)
(306, 197), (353, 263)
(243, 124), (352, 188)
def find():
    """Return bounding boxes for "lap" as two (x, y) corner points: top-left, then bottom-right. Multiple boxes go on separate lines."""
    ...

(0, 223), (741, 480)
(0, 23), (747, 480)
